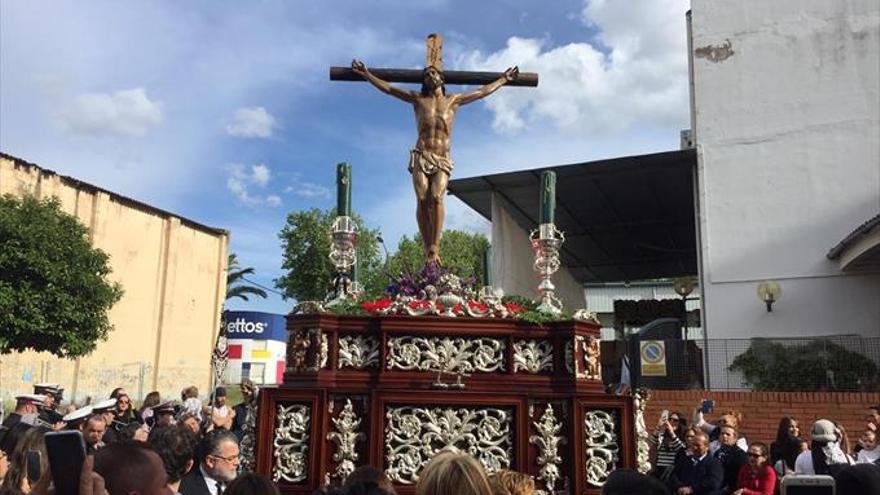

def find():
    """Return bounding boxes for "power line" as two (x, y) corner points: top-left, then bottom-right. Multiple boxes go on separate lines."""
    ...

(239, 276), (287, 297)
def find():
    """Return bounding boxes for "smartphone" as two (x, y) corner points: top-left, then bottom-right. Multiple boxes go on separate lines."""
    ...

(660, 410), (669, 422)
(45, 430), (86, 495)
(700, 399), (715, 414)
(26, 450), (42, 483)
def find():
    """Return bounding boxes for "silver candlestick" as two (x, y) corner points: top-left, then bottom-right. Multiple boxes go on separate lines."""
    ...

(530, 223), (565, 316)
(327, 215), (359, 305)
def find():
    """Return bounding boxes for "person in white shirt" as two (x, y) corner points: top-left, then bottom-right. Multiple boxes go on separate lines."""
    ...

(858, 430), (880, 464)
(692, 405), (748, 454)
(795, 419), (854, 475)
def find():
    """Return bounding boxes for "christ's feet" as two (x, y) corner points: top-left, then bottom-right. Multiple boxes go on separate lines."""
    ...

(426, 246), (441, 266)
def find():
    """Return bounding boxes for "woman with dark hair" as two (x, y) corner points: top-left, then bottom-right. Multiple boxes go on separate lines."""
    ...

(770, 417), (799, 465)
(773, 436), (804, 477)
(112, 390), (140, 427)
(140, 391), (161, 413)
(649, 411), (689, 481)
(732, 442), (776, 495)
(223, 472), (281, 495)
(0, 425), (50, 494)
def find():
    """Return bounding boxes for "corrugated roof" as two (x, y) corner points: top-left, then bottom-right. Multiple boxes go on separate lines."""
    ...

(448, 149), (698, 284)
(1, 151), (228, 237)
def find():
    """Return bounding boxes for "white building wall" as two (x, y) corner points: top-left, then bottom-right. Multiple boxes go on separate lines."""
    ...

(692, 0), (880, 340)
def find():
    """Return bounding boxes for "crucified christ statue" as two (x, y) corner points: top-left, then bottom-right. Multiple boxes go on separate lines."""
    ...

(351, 60), (519, 265)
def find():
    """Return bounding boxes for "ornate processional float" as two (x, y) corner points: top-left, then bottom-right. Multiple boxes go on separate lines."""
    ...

(253, 34), (650, 494)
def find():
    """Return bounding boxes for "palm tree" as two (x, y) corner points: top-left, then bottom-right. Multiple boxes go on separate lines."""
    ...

(226, 253), (268, 301)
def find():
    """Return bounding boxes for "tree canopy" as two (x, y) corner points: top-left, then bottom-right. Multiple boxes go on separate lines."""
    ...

(386, 231), (490, 286)
(0, 194), (123, 358)
(275, 208), (490, 302)
(276, 208), (383, 301)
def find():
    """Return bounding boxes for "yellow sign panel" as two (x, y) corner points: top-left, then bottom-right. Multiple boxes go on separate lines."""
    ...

(250, 349), (272, 359)
(640, 340), (667, 377)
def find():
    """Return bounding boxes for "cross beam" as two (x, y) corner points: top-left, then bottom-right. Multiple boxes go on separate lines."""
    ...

(329, 67), (538, 87)
(331, 33), (537, 87)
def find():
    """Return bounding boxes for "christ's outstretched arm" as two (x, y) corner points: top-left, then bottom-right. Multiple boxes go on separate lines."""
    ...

(351, 60), (417, 103)
(455, 66), (519, 106)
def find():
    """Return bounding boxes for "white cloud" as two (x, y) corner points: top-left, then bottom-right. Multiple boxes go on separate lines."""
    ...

(226, 163), (281, 208)
(284, 182), (332, 199)
(56, 87), (163, 137)
(225, 106), (276, 138)
(457, 0), (689, 135)
(251, 164), (271, 186)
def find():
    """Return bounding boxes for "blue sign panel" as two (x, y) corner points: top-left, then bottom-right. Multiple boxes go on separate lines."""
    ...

(223, 311), (287, 341)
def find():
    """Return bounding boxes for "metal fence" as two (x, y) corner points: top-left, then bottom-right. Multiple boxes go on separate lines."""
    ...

(621, 335), (880, 392)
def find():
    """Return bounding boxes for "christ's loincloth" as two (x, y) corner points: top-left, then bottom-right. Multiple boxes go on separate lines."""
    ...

(408, 149), (454, 176)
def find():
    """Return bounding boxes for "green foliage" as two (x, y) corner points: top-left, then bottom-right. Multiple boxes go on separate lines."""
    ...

(276, 208), (383, 301)
(0, 194), (123, 358)
(325, 298), (369, 316)
(226, 253), (268, 301)
(728, 338), (878, 391)
(276, 208), (491, 303)
(500, 294), (572, 326)
(387, 231), (490, 285)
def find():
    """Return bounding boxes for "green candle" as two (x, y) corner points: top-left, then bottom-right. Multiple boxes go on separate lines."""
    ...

(482, 246), (492, 286)
(336, 162), (352, 217)
(539, 170), (556, 224)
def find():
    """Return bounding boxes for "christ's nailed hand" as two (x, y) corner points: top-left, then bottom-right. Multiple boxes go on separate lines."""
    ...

(504, 66), (519, 82)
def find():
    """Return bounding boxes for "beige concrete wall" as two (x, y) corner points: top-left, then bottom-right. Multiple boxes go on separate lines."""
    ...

(0, 155), (228, 402)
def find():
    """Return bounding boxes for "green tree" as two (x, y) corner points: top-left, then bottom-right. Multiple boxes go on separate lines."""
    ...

(728, 338), (878, 391)
(226, 253), (268, 301)
(276, 208), (383, 301)
(388, 231), (490, 283)
(0, 194), (123, 358)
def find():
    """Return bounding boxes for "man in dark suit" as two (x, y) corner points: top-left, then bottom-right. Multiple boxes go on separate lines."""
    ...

(669, 430), (724, 495)
(715, 425), (748, 493)
(180, 429), (240, 495)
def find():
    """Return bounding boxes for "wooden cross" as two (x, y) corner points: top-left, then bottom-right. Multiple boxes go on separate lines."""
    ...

(330, 33), (538, 87)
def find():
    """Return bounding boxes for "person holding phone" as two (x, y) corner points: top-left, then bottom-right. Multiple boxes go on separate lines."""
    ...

(692, 401), (748, 453)
(650, 411), (688, 481)
(0, 425), (49, 494)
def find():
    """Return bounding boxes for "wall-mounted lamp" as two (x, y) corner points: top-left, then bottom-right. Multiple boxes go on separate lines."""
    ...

(757, 280), (782, 312)
(673, 277), (697, 298)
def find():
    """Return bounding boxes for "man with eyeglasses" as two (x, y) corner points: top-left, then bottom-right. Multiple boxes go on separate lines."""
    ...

(180, 429), (240, 495)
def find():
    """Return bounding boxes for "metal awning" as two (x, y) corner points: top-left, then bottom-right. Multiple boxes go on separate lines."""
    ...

(448, 149), (698, 284)
(827, 213), (880, 272)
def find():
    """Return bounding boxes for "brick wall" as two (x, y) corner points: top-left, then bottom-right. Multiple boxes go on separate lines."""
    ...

(644, 390), (880, 447)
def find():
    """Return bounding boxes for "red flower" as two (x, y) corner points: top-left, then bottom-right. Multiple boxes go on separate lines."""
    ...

(361, 298), (392, 313)
(467, 300), (490, 312)
(504, 303), (525, 313)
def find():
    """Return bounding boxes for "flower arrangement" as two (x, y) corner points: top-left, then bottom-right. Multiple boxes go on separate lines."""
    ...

(357, 262), (524, 318)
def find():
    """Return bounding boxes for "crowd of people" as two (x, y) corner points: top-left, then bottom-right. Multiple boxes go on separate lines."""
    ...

(647, 402), (880, 494)
(3, 384), (880, 494)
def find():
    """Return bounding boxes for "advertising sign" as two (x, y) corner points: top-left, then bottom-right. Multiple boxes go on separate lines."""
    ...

(223, 311), (287, 341)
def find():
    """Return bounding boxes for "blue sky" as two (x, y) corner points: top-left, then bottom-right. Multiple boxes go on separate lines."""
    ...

(0, 0), (691, 314)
